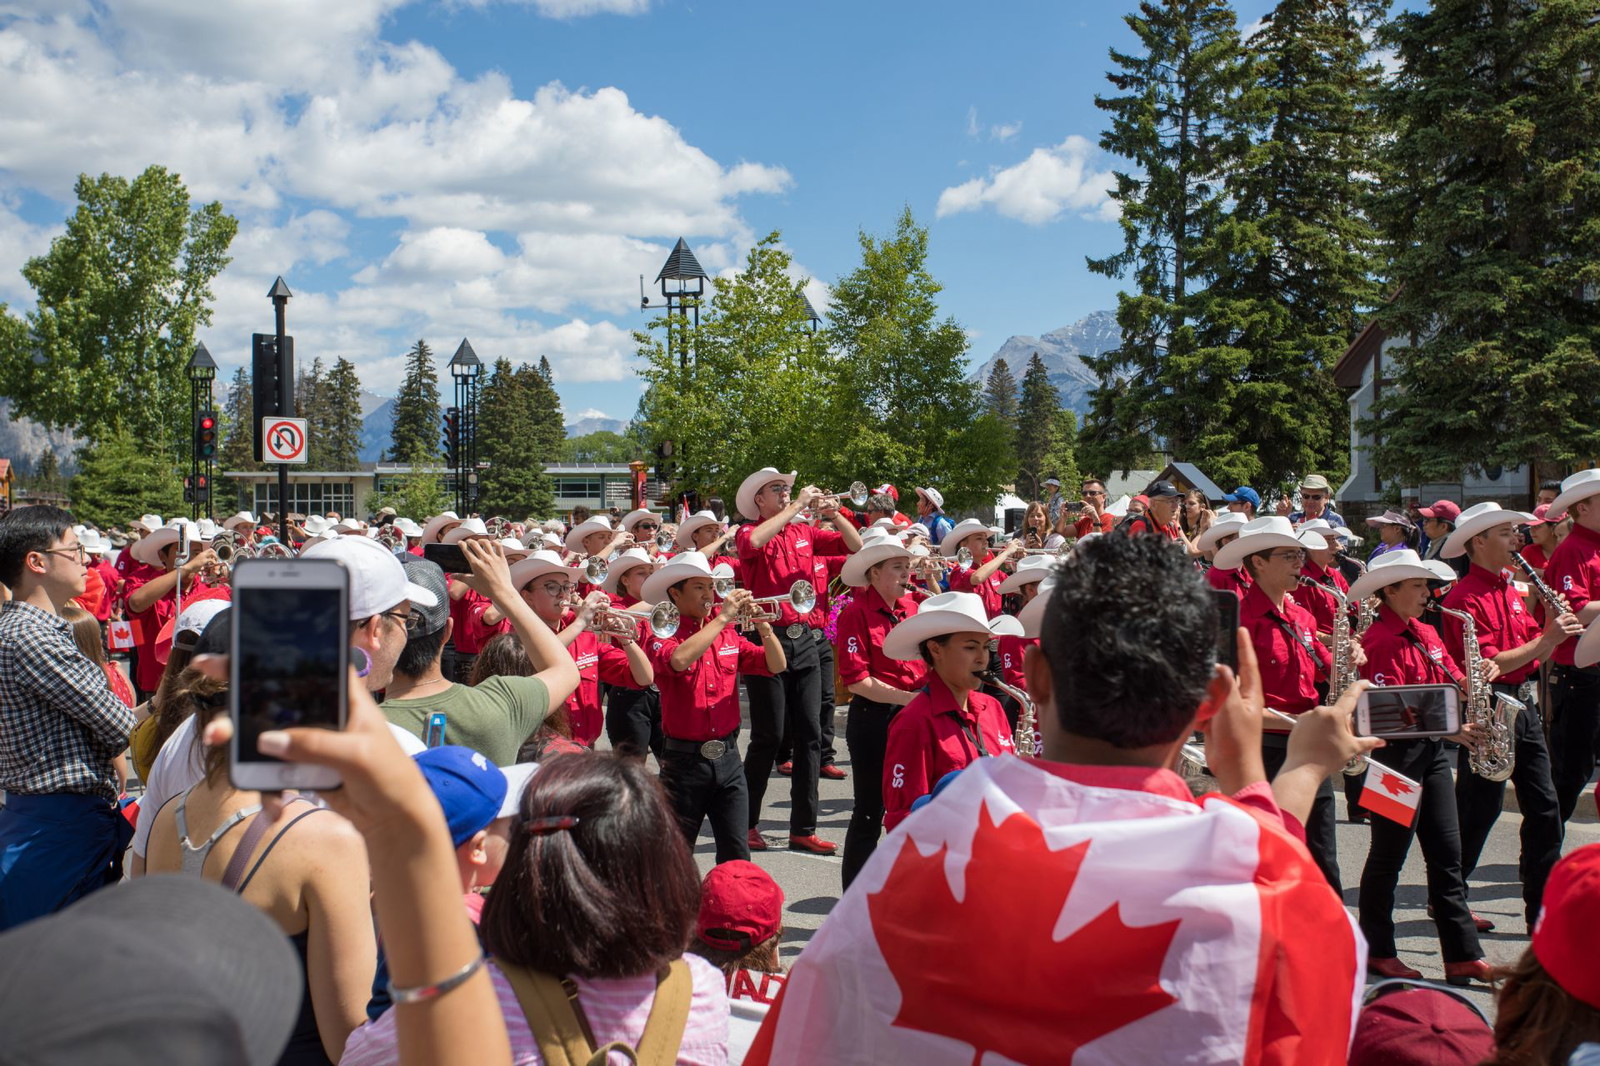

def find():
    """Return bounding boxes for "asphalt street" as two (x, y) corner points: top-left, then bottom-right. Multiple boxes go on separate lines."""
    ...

(681, 702), (1600, 1022)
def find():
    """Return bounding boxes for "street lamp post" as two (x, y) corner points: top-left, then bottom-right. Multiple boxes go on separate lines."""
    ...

(642, 237), (707, 370)
(187, 341), (218, 521)
(449, 339), (482, 515)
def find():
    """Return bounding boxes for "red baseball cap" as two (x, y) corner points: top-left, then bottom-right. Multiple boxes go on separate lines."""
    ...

(696, 860), (783, 951)
(876, 483), (899, 502)
(1418, 500), (1461, 523)
(1349, 988), (1492, 1065)
(1533, 843), (1600, 1009)
(1531, 504), (1566, 526)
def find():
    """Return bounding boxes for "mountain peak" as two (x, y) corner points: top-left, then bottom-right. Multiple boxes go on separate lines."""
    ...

(971, 310), (1119, 415)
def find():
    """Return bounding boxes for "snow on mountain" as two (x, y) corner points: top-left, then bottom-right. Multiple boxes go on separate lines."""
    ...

(971, 309), (1120, 416)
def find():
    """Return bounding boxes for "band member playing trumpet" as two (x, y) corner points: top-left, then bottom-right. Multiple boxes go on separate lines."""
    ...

(735, 467), (863, 855)
(943, 518), (1021, 618)
(122, 521), (226, 699)
(643, 553), (785, 864)
(1292, 519), (1353, 640)
(599, 548), (664, 759)
(619, 508), (666, 560)
(992, 556), (1052, 719)
(1352, 550), (1490, 985)
(564, 514), (634, 596)
(1198, 512), (1250, 599)
(880, 592), (1019, 831)
(1438, 503), (1582, 928)
(833, 531), (924, 887)
(677, 509), (740, 580)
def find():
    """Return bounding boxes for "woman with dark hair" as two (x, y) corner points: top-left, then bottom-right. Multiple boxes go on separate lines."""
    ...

(1180, 489), (1214, 544)
(342, 751), (730, 1065)
(60, 605), (133, 794)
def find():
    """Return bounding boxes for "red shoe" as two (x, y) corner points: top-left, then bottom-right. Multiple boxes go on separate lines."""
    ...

(746, 829), (768, 852)
(1445, 959), (1493, 986)
(776, 761), (793, 776)
(1367, 957), (1423, 980)
(1426, 905), (1496, 933)
(787, 834), (838, 855)
(820, 764), (847, 780)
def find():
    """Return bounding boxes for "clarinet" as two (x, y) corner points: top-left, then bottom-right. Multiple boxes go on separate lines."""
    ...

(1513, 551), (1573, 617)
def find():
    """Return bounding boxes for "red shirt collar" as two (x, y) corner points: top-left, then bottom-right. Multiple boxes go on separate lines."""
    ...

(1571, 522), (1600, 547)
(1242, 581), (1291, 619)
(1464, 562), (1510, 591)
(1035, 761), (1196, 804)
(922, 672), (976, 717)
(1302, 559), (1331, 581)
(865, 584), (916, 616)
(1371, 603), (1413, 636)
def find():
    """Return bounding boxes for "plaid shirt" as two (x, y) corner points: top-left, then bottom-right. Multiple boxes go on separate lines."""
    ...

(0, 602), (135, 800)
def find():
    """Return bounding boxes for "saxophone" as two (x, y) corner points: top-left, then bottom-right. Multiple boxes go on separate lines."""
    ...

(1300, 577), (1368, 776)
(1435, 605), (1520, 783)
(987, 677), (1040, 758)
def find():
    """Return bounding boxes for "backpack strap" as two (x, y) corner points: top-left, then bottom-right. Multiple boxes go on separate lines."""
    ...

(631, 959), (691, 1066)
(499, 959), (691, 1066)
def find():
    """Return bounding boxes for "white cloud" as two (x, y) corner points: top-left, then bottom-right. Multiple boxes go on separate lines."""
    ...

(964, 105), (1021, 143)
(991, 121), (1021, 142)
(936, 135), (1116, 225)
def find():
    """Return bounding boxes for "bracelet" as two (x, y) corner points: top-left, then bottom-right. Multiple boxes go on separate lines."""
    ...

(387, 953), (487, 1005)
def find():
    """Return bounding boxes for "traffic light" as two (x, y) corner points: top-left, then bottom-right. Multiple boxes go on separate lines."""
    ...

(184, 474), (211, 504)
(442, 407), (460, 467)
(194, 410), (218, 461)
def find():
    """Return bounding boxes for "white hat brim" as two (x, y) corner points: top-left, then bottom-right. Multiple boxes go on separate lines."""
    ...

(736, 469), (795, 522)
(420, 513), (462, 544)
(674, 514), (720, 551)
(507, 556), (575, 591)
(996, 562), (1054, 595)
(1196, 517), (1249, 553)
(1440, 509), (1535, 559)
(883, 609), (1017, 661)
(640, 557), (713, 605)
(940, 519), (991, 557)
(1213, 531), (1319, 571)
(130, 524), (201, 566)
(1346, 559), (1457, 602)
(841, 542), (912, 587)
(601, 554), (655, 594)
(564, 518), (613, 555)
(1550, 473), (1600, 521)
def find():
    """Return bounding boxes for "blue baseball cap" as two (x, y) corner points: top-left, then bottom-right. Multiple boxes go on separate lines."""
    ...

(414, 746), (508, 847)
(1223, 486), (1261, 508)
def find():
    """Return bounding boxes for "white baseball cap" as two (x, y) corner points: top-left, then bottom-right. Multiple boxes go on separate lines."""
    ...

(299, 535), (440, 619)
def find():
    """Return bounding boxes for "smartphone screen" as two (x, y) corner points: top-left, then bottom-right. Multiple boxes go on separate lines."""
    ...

(231, 560), (348, 790)
(423, 542), (471, 574)
(1213, 589), (1239, 672)
(1356, 684), (1461, 739)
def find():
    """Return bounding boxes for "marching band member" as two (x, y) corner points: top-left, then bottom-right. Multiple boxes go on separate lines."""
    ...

(1352, 550), (1490, 984)
(1292, 518), (1353, 640)
(735, 468), (862, 856)
(619, 508), (666, 560)
(879, 592), (1019, 831)
(911, 486), (954, 546)
(677, 509), (739, 579)
(992, 555), (1051, 716)
(499, 549), (652, 746)
(1198, 511), (1250, 599)
(943, 518), (1021, 618)
(1439, 503), (1582, 927)
(1286, 473), (1346, 528)
(220, 511), (257, 546)
(1213, 516), (1344, 890)
(833, 530), (924, 887)
(1544, 469), (1600, 824)
(599, 548), (664, 759)
(440, 520), (494, 682)
(80, 532), (117, 629)
(564, 513), (633, 597)
(643, 553), (785, 864)
(121, 521), (226, 699)
(418, 511), (463, 545)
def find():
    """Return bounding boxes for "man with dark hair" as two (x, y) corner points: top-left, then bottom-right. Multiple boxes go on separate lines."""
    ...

(1073, 477), (1116, 537)
(1537, 480), (1561, 508)
(0, 506), (137, 930)
(379, 540), (579, 766)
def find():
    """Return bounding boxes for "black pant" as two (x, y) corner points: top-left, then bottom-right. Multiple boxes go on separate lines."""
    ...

(659, 735), (749, 864)
(1262, 738), (1342, 895)
(744, 628), (821, 835)
(1550, 665), (1600, 824)
(842, 698), (898, 890)
(606, 687), (663, 760)
(1456, 687), (1562, 924)
(1359, 739), (1481, 962)
(452, 651), (477, 685)
(777, 631), (839, 767)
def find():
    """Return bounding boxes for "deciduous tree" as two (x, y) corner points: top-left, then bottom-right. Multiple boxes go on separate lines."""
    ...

(71, 423), (184, 528)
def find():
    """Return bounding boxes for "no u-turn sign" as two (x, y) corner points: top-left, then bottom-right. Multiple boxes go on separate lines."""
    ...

(262, 417), (309, 464)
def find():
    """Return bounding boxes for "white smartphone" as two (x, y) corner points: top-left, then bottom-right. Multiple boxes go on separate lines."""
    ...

(229, 556), (349, 791)
(1354, 684), (1461, 740)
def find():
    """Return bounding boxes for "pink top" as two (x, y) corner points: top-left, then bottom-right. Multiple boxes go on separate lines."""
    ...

(340, 953), (730, 1066)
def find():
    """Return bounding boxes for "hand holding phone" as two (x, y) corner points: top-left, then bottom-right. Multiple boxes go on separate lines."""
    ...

(1354, 684), (1461, 740)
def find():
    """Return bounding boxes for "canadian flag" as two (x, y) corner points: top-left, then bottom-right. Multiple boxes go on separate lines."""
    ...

(747, 757), (1365, 1066)
(1359, 764), (1422, 828)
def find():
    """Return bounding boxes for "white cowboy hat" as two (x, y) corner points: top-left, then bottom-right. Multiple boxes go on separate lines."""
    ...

(132, 514), (164, 534)
(222, 511), (257, 533)
(1195, 511), (1249, 553)
(392, 517), (424, 538)
(619, 508), (662, 533)
(507, 550), (575, 592)
(1297, 517), (1358, 550)
(883, 592), (1021, 661)
(564, 515), (614, 555)
(1440, 502), (1537, 559)
(1104, 495), (1131, 518)
(441, 517), (490, 544)
(194, 518), (220, 541)
(493, 537), (531, 564)
(841, 530), (912, 587)
(79, 529), (109, 555)
(601, 548), (655, 595)
(301, 515), (336, 536)
(1576, 617), (1600, 670)
(1213, 516), (1326, 571)
(420, 511), (463, 544)
(914, 486), (944, 510)
(674, 510), (724, 551)
(1550, 469), (1600, 518)
(130, 520), (204, 566)
(335, 518), (367, 535)
(940, 518), (992, 557)
(997, 554), (1056, 596)
(1019, 575), (1059, 638)
(736, 468), (796, 522)
(641, 551), (714, 606)
(1346, 549), (1457, 602)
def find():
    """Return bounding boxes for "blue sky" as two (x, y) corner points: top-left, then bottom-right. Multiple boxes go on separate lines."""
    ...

(0, 0), (1280, 424)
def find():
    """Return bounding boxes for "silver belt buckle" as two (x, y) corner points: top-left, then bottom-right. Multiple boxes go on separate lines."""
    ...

(699, 739), (727, 760)
(785, 623), (807, 639)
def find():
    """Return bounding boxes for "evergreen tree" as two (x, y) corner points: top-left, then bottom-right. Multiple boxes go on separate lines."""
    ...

(1366, 0), (1600, 481)
(295, 357), (327, 467)
(71, 423), (184, 528)
(388, 340), (441, 462)
(1015, 353), (1062, 496)
(218, 365), (260, 472)
(1041, 408), (1082, 502)
(983, 359), (1019, 425)
(477, 357), (554, 519)
(34, 451), (61, 495)
(524, 357), (567, 466)
(321, 357), (364, 471)
(1083, 0), (1259, 478)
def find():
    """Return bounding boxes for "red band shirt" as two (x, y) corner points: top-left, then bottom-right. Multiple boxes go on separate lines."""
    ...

(648, 615), (775, 741)
(882, 674), (1015, 830)
(1206, 564), (1252, 602)
(735, 522), (848, 628)
(947, 553), (1005, 618)
(1240, 584), (1331, 715)
(1439, 563), (1542, 685)
(833, 586), (924, 693)
(1292, 561), (1349, 635)
(1544, 522), (1600, 666)
(564, 628), (642, 745)
(1360, 605), (1462, 688)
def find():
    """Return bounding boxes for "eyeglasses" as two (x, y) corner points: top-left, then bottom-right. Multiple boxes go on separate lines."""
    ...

(539, 581), (576, 598)
(40, 545), (86, 563)
(1084, 490), (1106, 497)
(381, 609), (423, 634)
(1302, 493), (1327, 501)
(1268, 549), (1307, 563)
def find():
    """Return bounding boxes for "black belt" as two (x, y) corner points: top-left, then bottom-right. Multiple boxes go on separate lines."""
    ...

(662, 729), (739, 760)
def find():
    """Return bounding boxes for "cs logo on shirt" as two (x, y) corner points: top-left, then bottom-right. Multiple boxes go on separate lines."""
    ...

(890, 763), (905, 789)
(1372, 672), (1388, 685)
(1564, 575), (1575, 591)
(846, 636), (861, 655)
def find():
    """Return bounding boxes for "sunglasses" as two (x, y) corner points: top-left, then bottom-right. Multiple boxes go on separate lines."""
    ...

(634, 522), (659, 532)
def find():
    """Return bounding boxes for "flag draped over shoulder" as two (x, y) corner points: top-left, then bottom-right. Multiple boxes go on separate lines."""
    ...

(747, 757), (1365, 1066)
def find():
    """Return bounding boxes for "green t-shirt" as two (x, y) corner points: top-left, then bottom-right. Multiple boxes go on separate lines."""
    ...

(381, 676), (549, 767)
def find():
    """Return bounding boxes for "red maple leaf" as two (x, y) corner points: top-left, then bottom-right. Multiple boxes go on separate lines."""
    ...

(1378, 772), (1415, 796)
(866, 803), (1181, 1064)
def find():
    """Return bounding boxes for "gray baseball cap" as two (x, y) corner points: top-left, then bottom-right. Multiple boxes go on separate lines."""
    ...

(399, 554), (452, 636)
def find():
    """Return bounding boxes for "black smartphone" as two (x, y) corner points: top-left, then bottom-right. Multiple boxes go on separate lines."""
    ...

(229, 557), (349, 791)
(423, 541), (471, 574)
(1214, 589), (1239, 672)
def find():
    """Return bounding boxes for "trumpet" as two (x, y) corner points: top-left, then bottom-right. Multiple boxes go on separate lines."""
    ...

(589, 603), (677, 642)
(812, 481), (871, 509)
(256, 541), (295, 558)
(654, 529), (676, 551)
(583, 555), (609, 583)
(717, 580), (817, 630)
(376, 527), (405, 553)
(485, 516), (510, 539)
